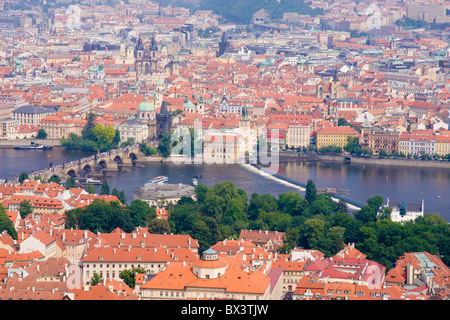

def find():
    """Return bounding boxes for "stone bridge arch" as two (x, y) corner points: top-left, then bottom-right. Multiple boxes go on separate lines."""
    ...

(97, 159), (108, 169)
(129, 152), (138, 161)
(66, 169), (77, 178)
(82, 164), (93, 174)
(113, 155), (123, 164)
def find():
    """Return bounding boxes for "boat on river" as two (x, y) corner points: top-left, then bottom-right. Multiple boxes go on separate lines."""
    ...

(76, 177), (102, 185)
(14, 142), (53, 150)
(145, 175), (169, 185)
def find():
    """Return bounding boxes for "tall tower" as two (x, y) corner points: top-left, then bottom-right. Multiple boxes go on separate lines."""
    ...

(218, 32), (230, 57)
(196, 95), (205, 114)
(135, 35), (159, 79)
(156, 101), (173, 139)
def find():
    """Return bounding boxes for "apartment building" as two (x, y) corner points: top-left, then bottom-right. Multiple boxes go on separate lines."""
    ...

(435, 135), (450, 156)
(81, 245), (198, 285)
(286, 122), (311, 149)
(368, 126), (401, 154)
(316, 126), (359, 149)
(399, 133), (436, 155)
(12, 105), (56, 126)
(114, 118), (149, 143)
(19, 230), (57, 260)
(39, 114), (86, 140)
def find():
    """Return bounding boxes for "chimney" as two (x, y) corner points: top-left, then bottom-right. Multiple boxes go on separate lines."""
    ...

(62, 233), (65, 242)
(84, 230), (88, 239)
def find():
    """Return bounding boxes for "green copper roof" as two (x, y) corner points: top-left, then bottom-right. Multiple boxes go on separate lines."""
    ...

(138, 96), (155, 112)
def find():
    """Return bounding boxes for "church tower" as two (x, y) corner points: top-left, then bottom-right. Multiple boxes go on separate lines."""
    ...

(135, 35), (159, 80)
(196, 95), (205, 114)
(218, 31), (230, 57)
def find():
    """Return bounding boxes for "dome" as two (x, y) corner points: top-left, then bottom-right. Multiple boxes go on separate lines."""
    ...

(138, 96), (155, 112)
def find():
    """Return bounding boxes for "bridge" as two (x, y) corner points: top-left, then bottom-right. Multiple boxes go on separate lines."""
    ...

(29, 144), (146, 183)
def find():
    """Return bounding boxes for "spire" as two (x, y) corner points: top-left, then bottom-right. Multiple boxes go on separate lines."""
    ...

(333, 67), (339, 82)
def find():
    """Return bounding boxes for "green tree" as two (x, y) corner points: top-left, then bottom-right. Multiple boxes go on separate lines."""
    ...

(86, 184), (96, 194)
(168, 202), (199, 233)
(147, 218), (171, 234)
(92, 124), (116, 152)
(191, 220), (212, 252)
(248, 193), (278, 219)
(82, 112), (97, 141)
(120, 137), (136, 148)
(48, 175), (60, 184)
(89, 272), (103, 286)
(202, 216), (222, 245)
(302, 217), (326, 248)
(128, 199), (156, 227)
(18, 171), (29, 184)
(65, 177), (76, 189)
(335, 200), (348, 214)
(344, 136), (360, 154)
(19, 200), (33, 219)
(305, 179), (317, 205)
(112, 188), (127, 204)
(378, 207), (392, 220)
(367, 195), (384, 212)
(120, 267), (146, 288)
(64, 199), (134, 233)
(101, 179), (110, 195)
(140, 142), (157, 156)
(338, 118), (350, 126)
(157, 132), (172, 158)
(0, 204), (17, 239)
(277, 191), (303, 215)
(194, 184), (209, 205)
(354, 205), (378, 224)
(112, 129), (121, 149)
(36, 128), (47, 139)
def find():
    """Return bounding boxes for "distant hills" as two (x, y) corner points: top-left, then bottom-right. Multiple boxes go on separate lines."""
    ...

(199, 0), (323, 24)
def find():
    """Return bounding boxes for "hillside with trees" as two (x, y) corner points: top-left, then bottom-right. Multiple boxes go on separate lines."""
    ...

(199, 0), (323, 24)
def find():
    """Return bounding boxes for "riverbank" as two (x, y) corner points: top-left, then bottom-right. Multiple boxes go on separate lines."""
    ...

(0, 139), (61, 148)
(279, 151), (450, 169)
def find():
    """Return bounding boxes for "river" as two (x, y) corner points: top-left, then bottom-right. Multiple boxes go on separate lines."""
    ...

(0, 148), (448, 219)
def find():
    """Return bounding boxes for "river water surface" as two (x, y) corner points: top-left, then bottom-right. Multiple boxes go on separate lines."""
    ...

(0, 148), (448, 219)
